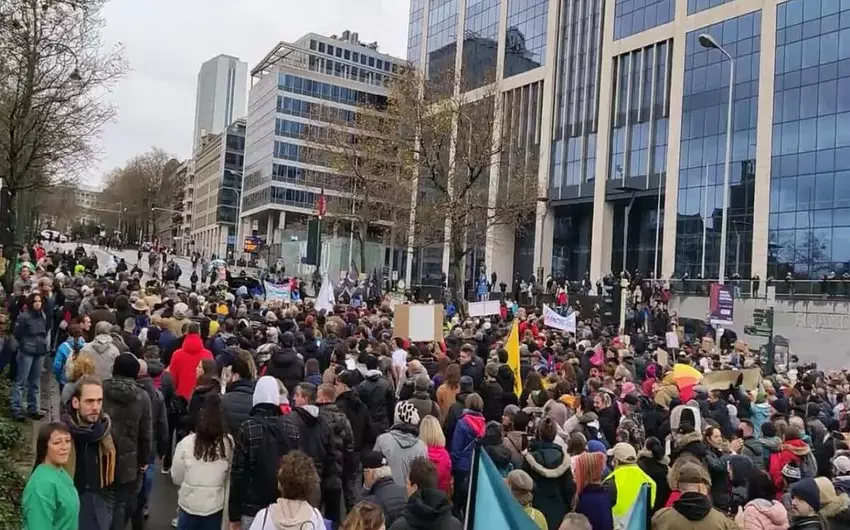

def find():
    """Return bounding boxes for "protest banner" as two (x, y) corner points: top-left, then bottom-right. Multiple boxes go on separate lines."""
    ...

(469, 300), (501, 317)
(542, 305), (577, 333)
(264, 281), (291, 303)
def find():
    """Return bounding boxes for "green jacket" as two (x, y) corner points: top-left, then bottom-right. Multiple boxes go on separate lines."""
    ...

(23, 464), (80, 530)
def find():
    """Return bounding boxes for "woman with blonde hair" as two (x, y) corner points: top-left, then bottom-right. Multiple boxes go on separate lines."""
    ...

(340, 501), (385, 530)
(60, 354), (96, 407)
(419, 415), (452, 494)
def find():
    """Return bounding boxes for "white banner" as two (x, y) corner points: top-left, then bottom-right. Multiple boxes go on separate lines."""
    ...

(315, 279), (335, 313)
(543, 305), (576, 333)
(264, 281), (291, 302)
(468, 300), (501, 317)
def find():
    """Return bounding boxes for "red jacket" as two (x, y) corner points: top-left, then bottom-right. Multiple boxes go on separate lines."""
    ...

(428, 444), (453, 494)
(169, 333), (213, 400)
(768, 438), (809, 493)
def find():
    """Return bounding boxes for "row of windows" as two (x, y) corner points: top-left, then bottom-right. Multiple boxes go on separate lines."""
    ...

(274, 141), (332, 167)
(274, 118), (357, 145)
(778, 0), (848, 30)
(307, 55), (390, 87)
(308, 39), (395, 73)
(276, 95), (358, 126)
(408, 0), (426, 67)
(272, 164), (353, 191)
(278, 74), (387, 108)
(614, 0), (673, 40)
(687, 0), (735, 15)
(504, 0), (547, 78)
(427, 0), (458, 79)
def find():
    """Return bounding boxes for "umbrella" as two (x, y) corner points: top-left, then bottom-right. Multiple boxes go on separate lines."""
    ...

(673, 363), (703, 402)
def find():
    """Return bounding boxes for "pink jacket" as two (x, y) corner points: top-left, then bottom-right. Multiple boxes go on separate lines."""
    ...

(428, 445), (453, 494)
(739, 499), (788, 530)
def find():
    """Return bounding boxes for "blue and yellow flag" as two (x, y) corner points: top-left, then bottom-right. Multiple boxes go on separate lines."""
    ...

(469, 449), (539, 530)
(505, 320), (522, 397)
(624, 484), (649, 530)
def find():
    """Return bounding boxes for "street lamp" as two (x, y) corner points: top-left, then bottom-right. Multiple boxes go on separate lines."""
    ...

(699, 32), (735, 284)
(615, 185), (642, 274)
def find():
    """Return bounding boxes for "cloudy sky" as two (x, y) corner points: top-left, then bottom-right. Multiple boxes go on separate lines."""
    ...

(85, 0), (410, 188)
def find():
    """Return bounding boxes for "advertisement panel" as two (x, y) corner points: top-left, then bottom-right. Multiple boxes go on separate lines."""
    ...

(709, 283), (735, 325)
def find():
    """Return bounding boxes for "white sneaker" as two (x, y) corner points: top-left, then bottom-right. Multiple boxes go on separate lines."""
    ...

(171, 516), (178, 528)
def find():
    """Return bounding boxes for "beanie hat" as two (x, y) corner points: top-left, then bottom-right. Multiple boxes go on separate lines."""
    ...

(395, 401), (421, 426)
(782, 462), (802, 482)
(677, 462), (712, 486)
(834, 455), (850, 476)
(414, 373), (430, 391)
(791, 478), (821, 511)
(113, 353), (140, 379)
(95, 320), (113, 336)
(460, 375), (474, 393)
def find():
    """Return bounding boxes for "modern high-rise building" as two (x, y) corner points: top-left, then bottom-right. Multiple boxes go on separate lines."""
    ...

(408, 0), (850, 287)
(239, 31), (404, 279)
(192, 55), (248, 152)
(191, 119), (246, 259)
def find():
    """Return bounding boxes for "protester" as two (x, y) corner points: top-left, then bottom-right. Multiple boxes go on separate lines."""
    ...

(12, 291), (49, 420)
(389, 457), (462, 530)
(652, 462), (737, 530)
(362, 450), (407, 527)
(169, 322), (214, 401)
(419, 415), (452, 494)
(220, 356), (256, 434)
(23, 422), (79, 530)
(341, 501), (386, 530)
(523, 417), (575, 530)
(53, 322), (85, 393)
(375, 401), (428, 487)
(71, 320), (120, 382)
(735, 469), (788, 530)
(249, 450), (325, 530)
(505, 469), (548, 530)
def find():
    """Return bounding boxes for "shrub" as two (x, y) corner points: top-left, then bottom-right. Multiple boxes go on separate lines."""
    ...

(0, 419), (21, 453)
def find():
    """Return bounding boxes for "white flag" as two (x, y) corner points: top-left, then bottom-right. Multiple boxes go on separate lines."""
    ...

(315, 279), (335, 313)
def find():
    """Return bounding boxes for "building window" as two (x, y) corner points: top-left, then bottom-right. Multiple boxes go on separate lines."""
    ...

(353, 52), (359, 62)
(327, 44), (334, 56)
(368, 56), (375, 67)
(614, 0), (674, 40)
(344, 49), (351, 60)
(688, 0), (737, 15)
(376, 59), (383, 70)
(504, 0), (548, 78)
(309, 39), (317, 50)
(318, 42), (325, 53)
(335, 47), (343, 57)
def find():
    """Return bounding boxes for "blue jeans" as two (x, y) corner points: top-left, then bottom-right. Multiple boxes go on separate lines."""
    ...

(11, 353), (43, 415)
(177, 510), (222, 530)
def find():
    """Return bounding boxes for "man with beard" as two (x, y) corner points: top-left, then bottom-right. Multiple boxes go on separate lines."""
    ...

(62, 376), (117, 530)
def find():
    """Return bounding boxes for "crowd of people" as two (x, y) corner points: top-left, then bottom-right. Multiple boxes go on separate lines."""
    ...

(6, 241), (850, 530)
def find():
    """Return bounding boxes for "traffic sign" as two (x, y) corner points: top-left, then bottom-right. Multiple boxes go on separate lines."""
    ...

(744, 325), (772, 338)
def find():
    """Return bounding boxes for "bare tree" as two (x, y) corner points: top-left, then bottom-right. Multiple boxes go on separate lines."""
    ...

(0, 0), (125, 287)
(101, 149), (181, 244)
(337, 70), (538, 308)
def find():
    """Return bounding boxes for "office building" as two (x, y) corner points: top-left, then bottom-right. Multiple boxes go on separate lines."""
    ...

(240, 30), (404, 278)
(155, 160), (190, 252)
(192, 55), (249, 152)
(407, 0), (850, 287)
(191, 119), (245, 259)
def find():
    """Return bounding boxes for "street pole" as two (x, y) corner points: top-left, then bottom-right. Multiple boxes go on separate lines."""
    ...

(622, 193), (636, 274)
(653, 175), (662, 279)
(699, 34), (735, 284)
(701, 163), (708, 278)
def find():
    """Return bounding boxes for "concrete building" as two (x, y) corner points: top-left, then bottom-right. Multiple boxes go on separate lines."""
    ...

(180, 162), (195, 255)
(408, 0), (850, 288)
(240, 31), (404, 279)
(75, 184), (103, 225)
(191, 119), (245, 259)
(155, 160), (190, 252)
(192, 55), (249, 152)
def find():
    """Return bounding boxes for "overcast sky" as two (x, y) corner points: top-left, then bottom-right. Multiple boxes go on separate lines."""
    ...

(85, 0), (409, 188)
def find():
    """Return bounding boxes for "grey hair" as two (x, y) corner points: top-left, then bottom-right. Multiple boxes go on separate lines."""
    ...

(558, 513), (592, 530)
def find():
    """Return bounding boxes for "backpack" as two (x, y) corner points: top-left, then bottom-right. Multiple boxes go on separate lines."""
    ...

(296, 414), (331, 482)
(254, 417), (292, 507)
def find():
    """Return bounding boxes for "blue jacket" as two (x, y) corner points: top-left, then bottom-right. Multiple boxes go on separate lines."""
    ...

(159, 329), (177, 351)
(575, 484), (616, 530)
(53, 337), (85, 385)
(450, 411), (485, 473)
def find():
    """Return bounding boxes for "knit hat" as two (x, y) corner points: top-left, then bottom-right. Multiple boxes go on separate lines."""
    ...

(173, 302), (189, 318)
(791, 478), (821, 511)
(587, 440), (606, 454)
(113, 353), (140, 379)
(610, 442), (637, 464)
(503, 404), (521, 422)
(395, 401), (421, 426)
(414, 373), (430, 391)
(506, 469), (535, 505)
(362, 451), (388, 470)
(460, 375), (474, 393)
(95, 320), (113, 336)
(834, 455), (850, 476)
(677, 462), (712, 486)
(782, 462), (802, 482)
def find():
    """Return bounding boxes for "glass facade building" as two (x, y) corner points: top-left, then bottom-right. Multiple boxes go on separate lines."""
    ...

(504, 0), (548, 77)
(614, 0), (674, 40)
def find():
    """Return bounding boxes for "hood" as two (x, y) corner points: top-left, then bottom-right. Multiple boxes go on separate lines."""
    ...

(743, 437), (764, 457)
(225, 379), (255, 395)
(180, 333), (205, 355)
(673, 431), (708, 458)
(389, 427), (421, 450)
(820, 493), (850, 520)
(461, 411), (486, 437)
(525, 441), (570, 478)
(103, 376), (140, 406)
(365, 369), (383, 380)
(293, 405), (320, 425)
(761, 436), (783, 452)
(783, 438), (811, 456)
(404, 489), (454, 528)
(427, 445), (451, 467)
(482, 421), (503, 446)
(135, 377), (156, 397)
(146, 359), (164, 378)
(672, 492), (713, 521)
(92, 334), (115, 353)
(336, 389), (364, 409)
(267, 498), (322, 529)
(253, 376), (281, 407)
(274, 347), (300, 366)
(745, 499), (789, 527)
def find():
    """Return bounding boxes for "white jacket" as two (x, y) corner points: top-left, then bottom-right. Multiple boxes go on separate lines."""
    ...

(249, 499), (325, 530)
(171, 433), (234, 516)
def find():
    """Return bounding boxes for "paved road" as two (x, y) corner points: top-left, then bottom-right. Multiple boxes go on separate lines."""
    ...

(61, 243), (196, 286)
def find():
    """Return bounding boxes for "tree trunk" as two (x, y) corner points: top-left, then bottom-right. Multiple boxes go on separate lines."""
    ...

(357, 223), (367, 276)
(1, 189), (19, 294)
(449, 223), (466, 317)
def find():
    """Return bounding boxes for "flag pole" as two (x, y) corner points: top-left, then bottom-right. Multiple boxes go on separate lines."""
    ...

(463, 443), (480, 530)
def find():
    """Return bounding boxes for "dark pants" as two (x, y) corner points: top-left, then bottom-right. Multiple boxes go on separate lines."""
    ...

(80, 491), (113, 530)
(111, 478), (143, 530)
(452, 470), (470, 519)
(322, 487), (342, 528)
(177, 510), (222, 530)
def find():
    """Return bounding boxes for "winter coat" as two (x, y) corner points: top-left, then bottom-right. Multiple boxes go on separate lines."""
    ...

(88, 307), (116, 333)
(523, 440), (575, 530)
(737, 498), (788, 530)
(443, 391), (472, 447)
(168, 333), (214, 400)
(136, 376), (169, 458)
(335, 389), (372, 452)
(14, 309), (49, 356)
(638, 452), (670, 513)
(407, 391), (440, 422)
(102, 376), (152, 484)
(171, 433), (234, 516)
(768, 438), (815, 493)
(450, 410), (485, 473)
(427, 445), (453, 494)
(605, 463), (656, 522)
(221, 379), (255, 435)
(289, 405), (337, 489)
(480, 380), (505, 423)
(187, 382), (221, 434)
(228, 404), (301, 519)
(574, 483), (616, 530)
(266, 347), (304, 397)
(503, 430), (527, 470)
(364, 476), (408, 527)
(751, 402), (771, 436)
(821, 493), (850, 530)
(374, 424), (428, 487)
(388, 488), (463, 530)
(317, 402), (357, 508)
(742, 436), (766, 471)
(436, 384), (459, 423)
(652, 492), (738, 530)
(358, 370), (396, 436)
(69, 334), (121, 382)
(53, 337), (85, 386)
(249, 499), (325, 530)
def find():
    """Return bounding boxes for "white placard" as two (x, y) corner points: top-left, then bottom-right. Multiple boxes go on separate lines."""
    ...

(665, 331), (679, 349)
(542, 305), (576, 333)
(408, 305), (436, 342)
(468, 300), (501, 317)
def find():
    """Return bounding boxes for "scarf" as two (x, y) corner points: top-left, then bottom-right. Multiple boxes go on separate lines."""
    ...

(62, 412), (116, 488)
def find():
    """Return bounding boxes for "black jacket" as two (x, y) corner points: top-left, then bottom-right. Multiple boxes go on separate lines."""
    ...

(102, 376), (152, 484)
(186, 382), (220, 433)
(335, 389), (372, 452)
(89, 307), (116, 333)
(523, 440), (576, 530)
(460, 360), (484, 391)
(221, 379), (255, 434)
(290, 406), (336, 488)
(136, 376), (169, 458)
(228, 404), (300, 520)
(358, 371), (396, 436)
(388, 488), (463, 530)
(266, 347), (304, 396)
(318, 402), (358, 510)
(14, 309), (48, 356)
(365, 476), (408, 527)
(443, 391), (472, 446)
(480, 379), (505, 423)
(638, 453), (670, 514)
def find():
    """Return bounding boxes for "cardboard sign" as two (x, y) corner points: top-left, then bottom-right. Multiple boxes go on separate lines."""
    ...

(665, 331), (679, 349)
(469, 300), (501, 317)
(702, 367), (762, 391)
(393, 304), (444, 342)
(656, 348), (668, 367)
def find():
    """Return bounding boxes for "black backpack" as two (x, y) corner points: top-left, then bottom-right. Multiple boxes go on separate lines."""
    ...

(254, 417), (291, 506)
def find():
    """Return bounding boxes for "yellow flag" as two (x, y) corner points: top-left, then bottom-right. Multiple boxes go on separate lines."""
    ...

(506, 320), (522, 398)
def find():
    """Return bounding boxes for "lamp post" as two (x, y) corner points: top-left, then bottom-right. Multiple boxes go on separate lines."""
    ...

(699, 33), (735, 284)
(616, 185), (642, 334)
